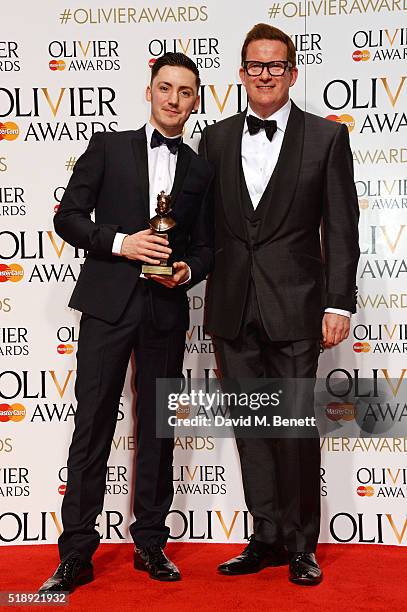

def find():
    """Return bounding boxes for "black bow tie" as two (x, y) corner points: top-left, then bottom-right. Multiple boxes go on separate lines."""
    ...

(246, 115), (278, 141)
(150, 129), (182, 154)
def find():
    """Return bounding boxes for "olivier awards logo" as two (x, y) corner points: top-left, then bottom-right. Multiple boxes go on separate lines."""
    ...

(352, 28), (407, 62)
(356, 467), (407, 498)
(48, 40), (121, 71)
(148, 36), (220, 69)
(0, 87), (119, 141)
(323, 76), (407, 134)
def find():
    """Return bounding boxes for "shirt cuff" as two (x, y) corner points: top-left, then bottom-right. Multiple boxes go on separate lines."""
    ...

(325, 308), (351, 318)
(179, 265), (191, 285)
(112, 232), (127, 256)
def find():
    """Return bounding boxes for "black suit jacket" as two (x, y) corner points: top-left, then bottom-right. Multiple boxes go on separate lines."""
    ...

(54, 128), (214, 329)
(199, 103), (359, 341)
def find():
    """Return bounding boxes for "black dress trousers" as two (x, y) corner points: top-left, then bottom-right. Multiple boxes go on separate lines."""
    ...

(215, 282), (321, 553)
(58, 281), (186, 561)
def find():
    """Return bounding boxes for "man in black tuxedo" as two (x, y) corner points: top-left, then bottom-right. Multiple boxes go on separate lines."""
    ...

(39, 53), (213, 592)
(199, 24), (359, 585)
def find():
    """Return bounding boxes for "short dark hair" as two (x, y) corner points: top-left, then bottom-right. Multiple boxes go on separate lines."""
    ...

(150, 52), (201, 90)
(241, 23), (297, 68)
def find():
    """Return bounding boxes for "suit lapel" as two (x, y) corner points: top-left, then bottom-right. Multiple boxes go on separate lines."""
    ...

(170, 143), (191, 207)
(257, 102), (305, 242)
(131, 127), (150, 218)
(219, 112), (247, 241)
(131, 128), (191, 218)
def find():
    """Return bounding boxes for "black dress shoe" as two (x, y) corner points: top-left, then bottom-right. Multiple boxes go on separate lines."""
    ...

(218, 535), (288, 575)
(289, 552), (322, 585)
(38, 555), (94, 593)
(134, 545), (181, 581)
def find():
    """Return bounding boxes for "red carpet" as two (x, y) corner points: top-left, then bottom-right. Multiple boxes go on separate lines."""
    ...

(0, 543), (403, 611)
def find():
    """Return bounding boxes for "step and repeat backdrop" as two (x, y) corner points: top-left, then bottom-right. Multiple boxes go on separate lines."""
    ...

(1, 0), (406, 546)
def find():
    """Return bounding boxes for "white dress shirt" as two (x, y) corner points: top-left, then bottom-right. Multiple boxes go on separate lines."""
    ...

(242, 99), (291, 209)
(112, 122), (191, 283)
(112, 122), (179, 255)
(243, 100), (350, 318)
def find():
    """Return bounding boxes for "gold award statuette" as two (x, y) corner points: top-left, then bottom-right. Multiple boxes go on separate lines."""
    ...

(142, 191), (176, 276)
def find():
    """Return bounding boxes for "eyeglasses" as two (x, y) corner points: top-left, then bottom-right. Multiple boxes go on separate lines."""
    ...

(243, 60), (293, 77)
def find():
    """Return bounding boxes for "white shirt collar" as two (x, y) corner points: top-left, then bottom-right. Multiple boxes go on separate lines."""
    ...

(244, 99), (291, 134)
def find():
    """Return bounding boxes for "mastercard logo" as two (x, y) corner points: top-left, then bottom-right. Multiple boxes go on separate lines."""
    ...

(326, 114), (355, 132)
(0, 263), (24, 283)
(358, 198), (369, 210)
(58, 484), (67, 495)
(0, 403), (26, 422)
(0, 121), (20, 141)
(176, 402), (191, 420)
(57, 343), (74, 355)
(49, 59), (66, 71)
(352, 49), (370, 62)
(357, 485), (374, 497)
(353, 341), (371, 353)
(148, 58), (157, 68)
(326, 402), (356, 421)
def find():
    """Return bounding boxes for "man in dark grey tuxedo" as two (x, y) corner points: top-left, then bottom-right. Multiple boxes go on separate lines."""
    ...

(199, 23), (359, 585)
